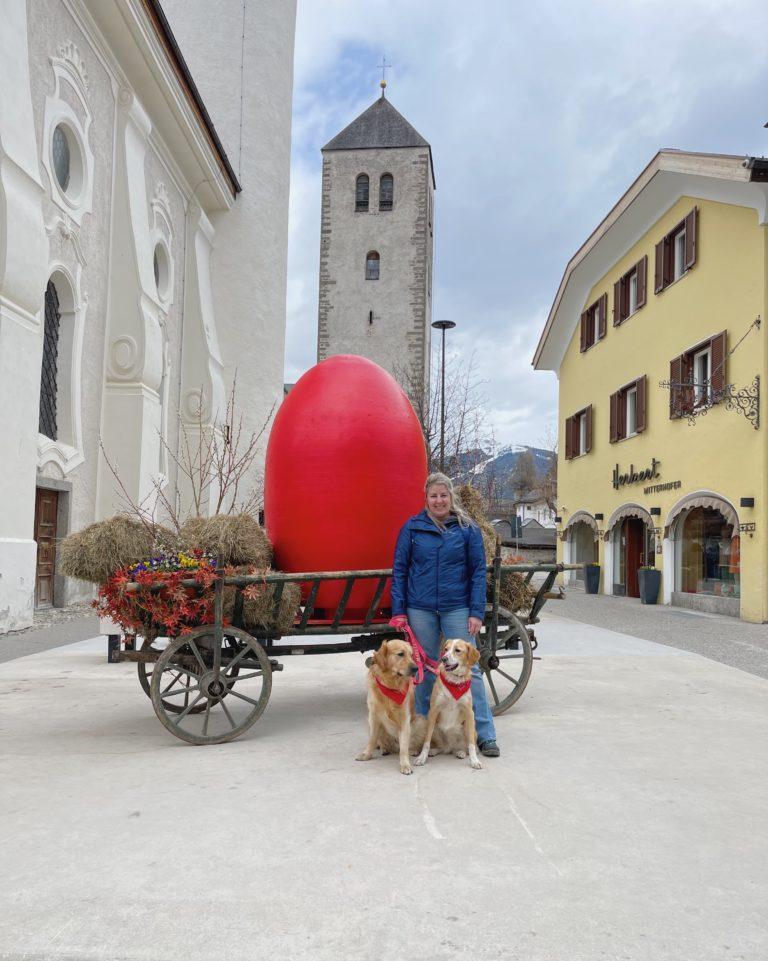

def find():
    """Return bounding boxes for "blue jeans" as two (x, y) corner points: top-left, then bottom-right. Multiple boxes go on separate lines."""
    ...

(406, 606), (496, 744)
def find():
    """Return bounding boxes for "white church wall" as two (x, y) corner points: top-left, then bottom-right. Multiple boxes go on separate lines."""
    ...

(0, 2), (55, 629)
(161, 0), (297, 498)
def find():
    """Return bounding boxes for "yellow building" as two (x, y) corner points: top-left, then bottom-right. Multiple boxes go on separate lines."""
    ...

(534, 151), (768, 621)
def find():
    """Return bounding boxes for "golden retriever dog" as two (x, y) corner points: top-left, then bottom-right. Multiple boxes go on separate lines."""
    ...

(413, 638), (482, 770)
(355, 638), (419, 775)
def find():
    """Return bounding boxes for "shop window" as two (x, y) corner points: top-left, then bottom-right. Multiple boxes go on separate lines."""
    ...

(655, 207), (697, 293)
(677, 507), (740, 598)
(613, 256), (647, 325)
(579, 294), (607, 352)
(610, 376), (646, 442)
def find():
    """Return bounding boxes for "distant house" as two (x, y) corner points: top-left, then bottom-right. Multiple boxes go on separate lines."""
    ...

(515, 490), (556, 528)
(519, 518), (557, 549)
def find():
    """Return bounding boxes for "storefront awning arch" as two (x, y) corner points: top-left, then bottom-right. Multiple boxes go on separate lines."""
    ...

(663, 490), (739, 539)
(562, 510), (599, 542)
(604, 504), (655, 541)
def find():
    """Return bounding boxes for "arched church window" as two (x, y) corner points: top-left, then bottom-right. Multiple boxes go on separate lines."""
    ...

(365, 251), (380, 280)
(379, 173), (394, 211)
(355, 174), (369, 211)
(39, 281), (61, 440)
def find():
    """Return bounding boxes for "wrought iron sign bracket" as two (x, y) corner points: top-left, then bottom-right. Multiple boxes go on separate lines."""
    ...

(658, 375), (760, 429)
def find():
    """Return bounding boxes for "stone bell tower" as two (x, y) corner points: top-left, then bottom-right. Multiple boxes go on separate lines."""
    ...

(317, 82), (435, 398)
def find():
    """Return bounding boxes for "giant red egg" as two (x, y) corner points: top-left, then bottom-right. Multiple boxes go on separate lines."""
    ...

(264, 355), (427, 622)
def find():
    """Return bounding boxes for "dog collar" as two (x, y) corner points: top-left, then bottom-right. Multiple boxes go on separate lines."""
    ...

(374, 675), (410, 705)
(439, 674), (471, 700)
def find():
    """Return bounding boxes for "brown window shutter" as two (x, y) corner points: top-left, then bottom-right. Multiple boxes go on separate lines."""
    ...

(681, 353), (695, 414)
(710, 329), (727, 400)
(613, 279), (622, 326)
(585, 405), (593, 452)
(636, 255), (647, 308)
(654, 240), (665, 293)
(636, 375), (647, 432)
(580, 312), (588, 352)
(565, 416), (573, 459)
(669, 356), (682, 418)
(684, 207), (697, 270)
(609, 391), (619, 442)
(598, 293), (607, 339)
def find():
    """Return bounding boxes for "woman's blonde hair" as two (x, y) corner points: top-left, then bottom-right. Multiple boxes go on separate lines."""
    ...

(424, 472), (471, 529)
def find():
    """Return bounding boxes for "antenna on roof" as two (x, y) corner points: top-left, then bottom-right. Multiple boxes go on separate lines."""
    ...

(378, 56), (391, 97)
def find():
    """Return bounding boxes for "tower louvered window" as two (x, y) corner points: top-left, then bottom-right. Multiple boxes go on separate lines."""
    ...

(379, 173), (393, 210)
(39, 281), (60, 440)
(365, 251), (380, 280)
(355, 174), (369, 211)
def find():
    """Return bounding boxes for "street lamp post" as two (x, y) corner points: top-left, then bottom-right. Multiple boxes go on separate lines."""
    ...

(431, 319), (456, 473)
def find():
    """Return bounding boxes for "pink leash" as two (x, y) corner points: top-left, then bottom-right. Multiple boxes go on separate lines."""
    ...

(388, 617), (439, 685)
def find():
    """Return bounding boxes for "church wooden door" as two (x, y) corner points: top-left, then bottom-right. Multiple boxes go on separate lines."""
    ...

(34, 488), (58, 609)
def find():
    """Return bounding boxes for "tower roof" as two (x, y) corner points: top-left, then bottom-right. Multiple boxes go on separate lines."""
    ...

(323, 95), (435, 185)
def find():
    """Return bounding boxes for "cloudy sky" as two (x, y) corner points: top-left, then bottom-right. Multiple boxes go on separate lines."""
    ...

(284, 0), (768, 449)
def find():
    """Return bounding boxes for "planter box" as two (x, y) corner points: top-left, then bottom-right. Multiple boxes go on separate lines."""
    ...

(638, 568), (661, 605)
(584, 564), (601, 595)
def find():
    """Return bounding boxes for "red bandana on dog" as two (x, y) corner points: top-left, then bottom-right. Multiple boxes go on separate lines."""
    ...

(439, 674), (471, 700)
(374, 675), (410, 705)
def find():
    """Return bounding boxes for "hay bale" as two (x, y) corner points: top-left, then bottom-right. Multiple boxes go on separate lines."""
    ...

(223, 568), (300, 634)
(455, 483), (535, 613)
(59, 516), (169, 584)
(180, 513), (271, 567)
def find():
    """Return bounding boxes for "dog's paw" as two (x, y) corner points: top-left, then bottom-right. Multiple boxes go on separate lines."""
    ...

(470, 757), (483, 770)
(428, 747), (439, 757)
(400, 762), (413, 775)
(455, 749), (467, 759)
(412, 753), (428, 767)
(355, 751), (373, 762)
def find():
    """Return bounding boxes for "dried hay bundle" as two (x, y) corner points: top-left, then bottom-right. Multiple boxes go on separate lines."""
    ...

(223, 567), (300, 634)
(59, 516), (175, 584)
(179, 513), (271, 567)
(455, 483), (536, 614)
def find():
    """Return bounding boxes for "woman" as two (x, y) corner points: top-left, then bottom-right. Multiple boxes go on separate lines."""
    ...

(390, 472), (499, 757)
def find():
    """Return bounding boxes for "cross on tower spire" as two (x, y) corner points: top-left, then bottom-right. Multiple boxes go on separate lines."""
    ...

(378, 56), (391, 97)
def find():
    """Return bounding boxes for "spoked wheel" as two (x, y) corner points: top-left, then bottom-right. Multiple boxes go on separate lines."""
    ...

(478, 605), (533, 715)
(138, 636), (241, 714)
(150, 626), (272, 745)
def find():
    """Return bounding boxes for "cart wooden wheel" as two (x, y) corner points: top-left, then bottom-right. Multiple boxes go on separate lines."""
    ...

(138, 636), (240, 715)
(479, 605), (533, 716)
(150, 626), (272, 745)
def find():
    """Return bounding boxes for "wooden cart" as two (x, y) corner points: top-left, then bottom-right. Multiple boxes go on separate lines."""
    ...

(114, 552), (581, 745)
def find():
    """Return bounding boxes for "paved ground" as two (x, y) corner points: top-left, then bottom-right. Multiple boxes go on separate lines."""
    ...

(0, 612), (99, 663)
(1, 615), (766, 961)
(553, 583), (768, 679)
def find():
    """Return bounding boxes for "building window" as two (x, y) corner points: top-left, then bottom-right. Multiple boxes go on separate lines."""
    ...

(564, 404), (592, 459)
(669, 330), (726, 419)
(655, 207), (697, 293)
(52, 125), (70, 191)
(39, 281), (61, 441)
(676, 507), (739, 598)
(379, 173), (394, 211)
(153, 242), (170, 302)
(365, 251), (380, 280)
(609, 376), (646, 443)
(579, 294), (607, 352)
(355, 174), (369, 211)
(613, 256), (647, 325)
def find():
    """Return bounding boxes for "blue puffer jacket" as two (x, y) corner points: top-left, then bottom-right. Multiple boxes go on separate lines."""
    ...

(391, 510), (487, 620)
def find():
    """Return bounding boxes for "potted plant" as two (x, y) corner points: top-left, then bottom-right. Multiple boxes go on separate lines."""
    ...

(584, 562), (601, 595)
(638, 566), (661, 605)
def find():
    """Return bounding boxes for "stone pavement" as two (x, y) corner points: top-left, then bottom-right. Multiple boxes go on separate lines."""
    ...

(0, 615), (766, 961)
(553, 583), (768, 679)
